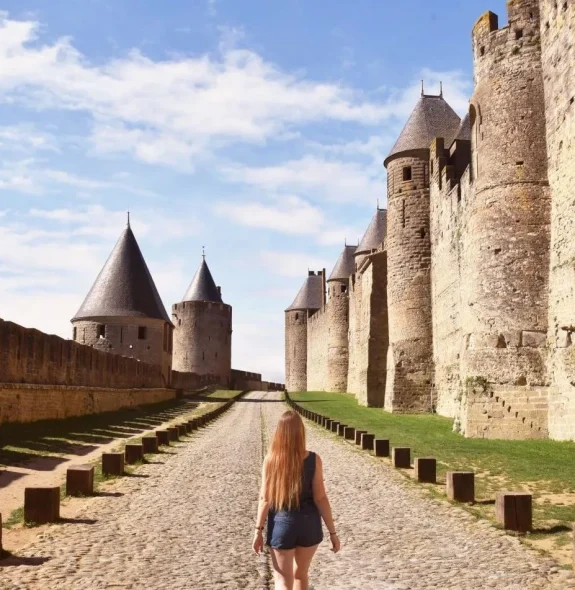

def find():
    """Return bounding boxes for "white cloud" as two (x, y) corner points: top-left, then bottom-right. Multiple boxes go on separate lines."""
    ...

(260, 250), (331, 278)
(0, 124), (58, 153)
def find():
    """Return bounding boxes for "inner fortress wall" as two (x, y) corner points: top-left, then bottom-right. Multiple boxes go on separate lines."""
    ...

(307, 308), (329, 392)
(347, 265), (368, 399)
(327, 281), (351, 393)
(540, 0), (575, 440)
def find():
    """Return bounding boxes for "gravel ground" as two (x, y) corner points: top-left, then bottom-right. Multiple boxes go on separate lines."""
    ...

(1, 391), (573, 590)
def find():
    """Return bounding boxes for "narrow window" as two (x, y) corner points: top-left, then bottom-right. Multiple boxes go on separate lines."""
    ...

(430, 160), (434, 175)
(480, 46), (485, 56)
(402, 166), (412, 181)
(82, 328), (86, 344)
(120, 328), (123, 344)
(419, 227), (426, 239)
(295, 313), (299, 320)
(97, 324), (105, 338)
(138, 326), (147, 340)
(402, 199), (406, 228)
(341, 285), (347, 294)
(515, 29), (523, 40)
(73, 327), (77, 341)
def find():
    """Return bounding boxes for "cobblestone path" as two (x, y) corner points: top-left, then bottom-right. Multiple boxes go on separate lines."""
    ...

(1, 392), (573, 589)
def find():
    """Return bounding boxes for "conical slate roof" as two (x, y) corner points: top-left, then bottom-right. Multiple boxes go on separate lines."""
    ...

(73, 225), (170, 323)
(182, 258), (223, 303)
(328, 245), (357, 282)
(385, 94), (461, 165)
(454, 113), (471, 142)
(356, 209), (387, 255)
(286, 274), (323, 312)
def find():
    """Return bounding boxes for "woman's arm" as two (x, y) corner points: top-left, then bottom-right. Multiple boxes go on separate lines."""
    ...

(252, 460), (271, 553)
(312, 454), (340, 553)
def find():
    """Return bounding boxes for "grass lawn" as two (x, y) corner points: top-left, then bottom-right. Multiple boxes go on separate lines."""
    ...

(292, 391), (575, 566)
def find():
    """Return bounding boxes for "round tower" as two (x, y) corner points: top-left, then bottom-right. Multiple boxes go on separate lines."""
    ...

(71, 219), (173, 386)
(462, 0), (550, 385)
(285, 271), (324, 392)
(172, 256), (232, 385)
(384, 92), (461, 413)
(327, 244), (357, 393)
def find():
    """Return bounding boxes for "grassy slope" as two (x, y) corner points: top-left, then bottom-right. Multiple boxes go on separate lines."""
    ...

(292, 391), (575, 560)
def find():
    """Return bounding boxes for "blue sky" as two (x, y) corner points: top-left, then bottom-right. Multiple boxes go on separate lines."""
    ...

(0, 0), (507, 381)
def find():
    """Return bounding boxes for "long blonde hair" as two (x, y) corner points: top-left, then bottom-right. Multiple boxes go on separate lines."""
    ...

(265, 411), (306, 511)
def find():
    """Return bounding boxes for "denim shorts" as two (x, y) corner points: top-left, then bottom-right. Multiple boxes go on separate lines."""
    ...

(267, 510), (323, 550)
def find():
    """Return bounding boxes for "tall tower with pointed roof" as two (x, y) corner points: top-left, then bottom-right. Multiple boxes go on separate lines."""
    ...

(171, 256), (232, 385)
(326, 245), (356, 392)
(285, 270), (325, 392)
(71, 221), (173, 386)
(384, 91), (461, 413)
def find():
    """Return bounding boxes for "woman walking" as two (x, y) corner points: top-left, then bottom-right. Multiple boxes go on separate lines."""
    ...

(253, 410), (340, 590)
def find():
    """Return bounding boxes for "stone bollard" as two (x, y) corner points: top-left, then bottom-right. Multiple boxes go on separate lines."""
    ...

(66, 465), (95, 496)
(125, 444), (144, 465)
(354, 430), (367, 445)
(177, 424), (187, 437)
(184, 422), (192, 434)
(414, 458), (436, 483)
(24, 487), (60, 524)
(496, 492), (532, 533)
(374, 439), (390, 457)
(157, 430), (170, 446)
(331, 421), (340, 433)
(168, 427), (179, 441)
(361, 433), (375, 451)
(325, 419), (332, 430)
(344, 427), (355, 441)
(392, 447), (411, 468)
(337, 424), (347, 437)
(446, 472), (475, 503)
(142, 436), (159, 454)
(102, 452), (125, 476)
(187, 420), (196, 432)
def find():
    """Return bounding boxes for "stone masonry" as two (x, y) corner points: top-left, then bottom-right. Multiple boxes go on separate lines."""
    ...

(284, 0), (575, 441)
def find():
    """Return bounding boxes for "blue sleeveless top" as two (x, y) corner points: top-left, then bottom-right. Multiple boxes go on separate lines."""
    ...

(273, 451), (317, 516)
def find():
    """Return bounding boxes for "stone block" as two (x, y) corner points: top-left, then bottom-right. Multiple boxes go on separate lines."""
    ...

(177, 424), (187, 437)
(344, 427), (355, 441)
(446, 472), (475, 503)
(374, 439), (390, 457)
(325, 419), (332, 430)
(354, 430), (367, 445)
(331, 421), (340, 433)
(414, 458), (436, 483)
(337, 424), (347, 437)
(184, 422), (192, 433)
(66, 465), (94, 496)
(157, 430), (170, 445)
(361, 433), (375, 451)
(187, 420), (196, 431)
(125, 444), (144, 465)
(496, 492), (532, 532)
(392, 447), (411, 468)
(102, 452), (125, 476)
(168, 427), (179, 441)
(142, 436), (159, 454)
(521, 330), (546, 348)
(24, 487), (60, 524)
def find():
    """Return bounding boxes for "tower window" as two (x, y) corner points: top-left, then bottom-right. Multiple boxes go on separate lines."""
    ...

(138, 326), (147, 340)
(341, 285), (347, 294)
(73, 327), (77, 341)
(97, 324), (105, 338)
(515, 29), (523, 40)
(402, 199), (406, 228)
(402, 166), (412, 181)
(419, 228), (426, 239)
(295, 313), (299, 320)
(480, 46), (485, 56)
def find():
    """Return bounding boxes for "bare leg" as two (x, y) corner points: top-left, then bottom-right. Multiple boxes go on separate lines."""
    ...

(271, 548), (295, 590)
(294, 544), (319, 590)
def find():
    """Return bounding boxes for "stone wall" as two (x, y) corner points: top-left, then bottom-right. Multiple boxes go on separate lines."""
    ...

(285, 310), (308, 392)
(307, 309), (328, 391)
(0, 318), (164, 389)
(347, 262), (366, 398)
(540, 0), (575, 441)
(0, 383), (174, 425)
(327, 280), (351, 393)
(461, 382), (548, 439)
(172, 371), (222, 391)
(172, 301), (232, 385)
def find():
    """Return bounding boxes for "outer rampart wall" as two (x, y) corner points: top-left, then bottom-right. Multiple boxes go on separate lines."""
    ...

(0, 318), (163, 389)
(0, 383), (174, 426)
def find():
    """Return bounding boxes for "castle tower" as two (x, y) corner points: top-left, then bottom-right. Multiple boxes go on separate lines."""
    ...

(285, 271), (324, 392)
(384, 92), (461, 413)
(354, 207), (387, 269)
(540, 0), (575, 440)
(461, 0), (550, 386)
(326, 244), (357, 392)
(171, 256), (232, 385)
(71, 220), (173, 386)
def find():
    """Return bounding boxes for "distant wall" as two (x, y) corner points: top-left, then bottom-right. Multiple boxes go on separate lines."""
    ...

(230, 369), (284, 392)
(307, 309), (328, 391)
(0, 319), (163, 389)
(171, 370), (222, 391)
(0, 383), (174, 425)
